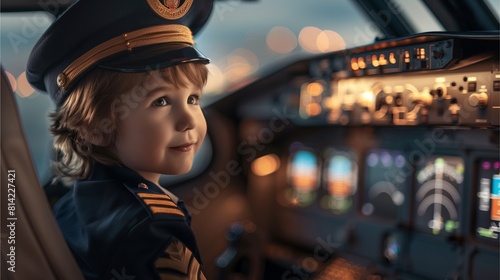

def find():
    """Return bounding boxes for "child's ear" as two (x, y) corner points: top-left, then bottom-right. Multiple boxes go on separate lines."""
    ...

(80, 127), (113, 147)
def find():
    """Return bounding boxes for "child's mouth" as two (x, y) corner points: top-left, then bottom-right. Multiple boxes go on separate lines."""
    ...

(170, 142), (196, 152)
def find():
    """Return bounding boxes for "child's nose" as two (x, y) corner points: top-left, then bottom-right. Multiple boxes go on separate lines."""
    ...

(174, 106), (196, 132)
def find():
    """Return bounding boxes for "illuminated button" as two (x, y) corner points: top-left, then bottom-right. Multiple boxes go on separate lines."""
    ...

(371, 55), (379, 67)
(468, 82), (477, 92)
(389, 53), (396, 64)
(404, 51), (410, 63)
(350, 58), (359, 71)
(357, 57), (366, 69)
(417, 48), (426, 60)
(379, 54), (388, 66)
(493, 80), (500, 91)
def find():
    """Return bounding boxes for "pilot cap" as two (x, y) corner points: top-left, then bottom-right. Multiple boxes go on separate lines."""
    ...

(26, 0), (213, 106)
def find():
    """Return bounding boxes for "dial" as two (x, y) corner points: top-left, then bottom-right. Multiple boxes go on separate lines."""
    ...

(362, 149), (408, 222)
(414, 156), (464, 236)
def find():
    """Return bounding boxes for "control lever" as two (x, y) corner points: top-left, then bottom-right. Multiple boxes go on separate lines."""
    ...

(216, 221), (262, 280)
(216, 223), (244, 270)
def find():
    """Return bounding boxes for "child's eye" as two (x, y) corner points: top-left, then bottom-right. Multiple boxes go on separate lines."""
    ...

(187, 95), (200, 105)
(152, 97), (168, 107)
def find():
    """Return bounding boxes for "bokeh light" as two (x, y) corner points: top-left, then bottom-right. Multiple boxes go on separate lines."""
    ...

(205, 64), (225, 94)
(317, 30), (346, 52)
(5, 71), (17, 92)
(224, 48), (259, 83)
(306, 82), (323, 96)
(252, 154), (281, 176)
(306, 103), (322, 116)
(267, 26), (297, 54)
(299, 27), (346, 54)
(298, 26), (322, 53)
(16, 72), (35, 98)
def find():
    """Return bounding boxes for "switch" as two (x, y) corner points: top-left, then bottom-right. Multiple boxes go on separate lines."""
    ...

(493, 80), (500, 91)
(468, 82), (477, 92)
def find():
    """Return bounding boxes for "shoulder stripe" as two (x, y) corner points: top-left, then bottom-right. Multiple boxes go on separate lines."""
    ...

(137, 193), (173, 200)
(143, 199), (177, 207)
(150, 206), (185, 216)
(136, 192), (185, 217)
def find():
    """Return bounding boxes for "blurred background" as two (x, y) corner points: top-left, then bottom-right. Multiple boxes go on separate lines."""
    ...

(1, 1), (500, 279)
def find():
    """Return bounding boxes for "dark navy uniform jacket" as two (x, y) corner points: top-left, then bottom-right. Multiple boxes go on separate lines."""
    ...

(54, 162), (206, 280)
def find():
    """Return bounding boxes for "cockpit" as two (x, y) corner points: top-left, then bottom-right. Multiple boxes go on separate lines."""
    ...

(1, 1), (499, 279)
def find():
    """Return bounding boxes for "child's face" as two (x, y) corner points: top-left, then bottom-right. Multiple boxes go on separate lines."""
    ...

(113, 71), (207, 183)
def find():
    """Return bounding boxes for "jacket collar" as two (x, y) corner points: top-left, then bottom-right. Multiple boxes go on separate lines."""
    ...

(86, 161), (180, 203)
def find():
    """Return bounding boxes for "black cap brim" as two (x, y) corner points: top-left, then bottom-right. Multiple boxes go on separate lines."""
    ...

(98, 44), (210, 72)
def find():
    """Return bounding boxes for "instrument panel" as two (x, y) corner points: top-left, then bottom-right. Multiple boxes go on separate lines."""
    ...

(288, 35), (500, 128)
(211, 32), (499, 280)
(275, 138), (498, 279)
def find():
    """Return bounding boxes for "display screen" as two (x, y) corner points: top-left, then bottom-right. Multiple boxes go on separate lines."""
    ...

(362, 149), (408, 222)
(475, 159), (500, 241)
(320, 149), (358, 214)
(287, 149), (320, 207)
(414, 156), (464, 236)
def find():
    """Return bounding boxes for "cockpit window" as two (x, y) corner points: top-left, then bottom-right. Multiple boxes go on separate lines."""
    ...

(197, 0), (377, 95)
(485, 0), (500, 19)
(392, 0), (445, 33)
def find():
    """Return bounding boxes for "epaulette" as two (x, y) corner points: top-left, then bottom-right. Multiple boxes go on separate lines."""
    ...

(135, 192), (186, 218)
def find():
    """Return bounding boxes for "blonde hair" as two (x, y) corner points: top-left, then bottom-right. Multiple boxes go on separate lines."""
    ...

(50, 62), (209, 181)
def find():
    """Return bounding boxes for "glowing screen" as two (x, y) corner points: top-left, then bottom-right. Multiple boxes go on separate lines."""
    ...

(414, 156), (464, 236)
(362, 149), (408, 222)
(288, 150), (320, 206)
(320, 149), (357, 214)
(475, 159), (500, 241)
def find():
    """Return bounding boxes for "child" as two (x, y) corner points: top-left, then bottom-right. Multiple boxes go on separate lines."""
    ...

(26, 0), (213, 279)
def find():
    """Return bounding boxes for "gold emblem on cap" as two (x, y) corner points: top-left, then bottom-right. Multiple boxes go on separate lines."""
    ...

(165, 0), (180, 9)
(138, 183), (149, 189)
(147, 0), (193, 20)
(56, 73), (67, 89)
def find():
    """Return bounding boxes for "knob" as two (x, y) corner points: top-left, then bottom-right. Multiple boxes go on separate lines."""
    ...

(469, 93), (488, 107)
(410, 87), (433, 107)
(433, 49), (444, 59)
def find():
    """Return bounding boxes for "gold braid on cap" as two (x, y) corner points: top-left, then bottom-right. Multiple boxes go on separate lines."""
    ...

(56, 24), (194, 90)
